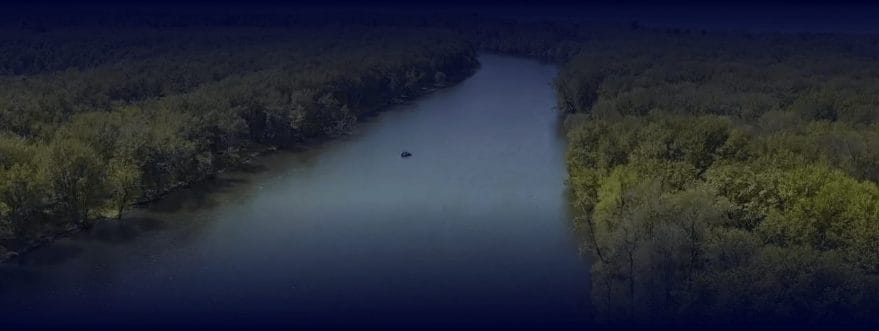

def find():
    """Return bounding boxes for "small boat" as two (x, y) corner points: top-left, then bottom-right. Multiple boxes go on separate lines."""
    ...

(400, 151), (412, 158)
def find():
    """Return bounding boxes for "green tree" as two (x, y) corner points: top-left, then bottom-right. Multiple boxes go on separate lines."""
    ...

(0, 163), (47, 236)
(44, 139), (106, 224)
(106, 157), (142, 220)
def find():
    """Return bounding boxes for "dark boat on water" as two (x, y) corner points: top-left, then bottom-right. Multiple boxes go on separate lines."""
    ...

(401, 151), (412, 158)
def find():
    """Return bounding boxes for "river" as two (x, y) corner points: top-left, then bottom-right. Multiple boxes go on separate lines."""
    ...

(0, 55), (591, 326)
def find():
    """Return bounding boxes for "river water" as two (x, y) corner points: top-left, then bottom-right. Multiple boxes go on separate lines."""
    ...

(0, 55), (591, 326)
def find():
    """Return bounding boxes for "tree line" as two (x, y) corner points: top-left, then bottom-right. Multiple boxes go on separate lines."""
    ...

(0, 25), (477, 258)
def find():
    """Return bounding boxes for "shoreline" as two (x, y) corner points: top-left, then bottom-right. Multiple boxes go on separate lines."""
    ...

(0, 63), (478, 265)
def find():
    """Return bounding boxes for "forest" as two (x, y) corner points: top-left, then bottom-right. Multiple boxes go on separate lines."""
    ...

(555, 28), (879, 323)
(0, 24), (478, 260)
(2, 6), (879, 324)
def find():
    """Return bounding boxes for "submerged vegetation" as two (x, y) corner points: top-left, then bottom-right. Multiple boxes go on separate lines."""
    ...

(556, 29), (879, 323)
(0, 24), (477, 258)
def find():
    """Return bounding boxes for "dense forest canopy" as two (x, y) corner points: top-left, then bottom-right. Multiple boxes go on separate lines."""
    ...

(554, 25), (879, 323)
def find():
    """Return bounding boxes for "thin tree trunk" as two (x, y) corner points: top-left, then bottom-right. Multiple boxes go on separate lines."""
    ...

(577, 201), (607, 263)
(117, 192), (128, 220)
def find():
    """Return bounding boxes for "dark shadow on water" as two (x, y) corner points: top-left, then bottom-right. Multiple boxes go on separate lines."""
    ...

(86, 217), (166, 245)
(15, 243), (84, 267)
(228, 161), (269, 174)
(0, 266), (39, 294)
(145, 177), (251, 213)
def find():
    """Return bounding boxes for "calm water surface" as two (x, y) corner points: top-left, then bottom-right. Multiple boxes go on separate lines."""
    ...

(0, 55), (590, 326)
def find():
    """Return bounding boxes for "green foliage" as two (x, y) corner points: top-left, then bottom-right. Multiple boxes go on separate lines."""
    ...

(43, 139), (105, 223)
(559, 27), (879, 322)
(106, 157), (141, 220)
(0, 162), (47, 235)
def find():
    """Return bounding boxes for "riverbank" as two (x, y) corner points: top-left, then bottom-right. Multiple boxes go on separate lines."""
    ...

(0, 55), (590, 326)
(0, 47), (479, 264)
